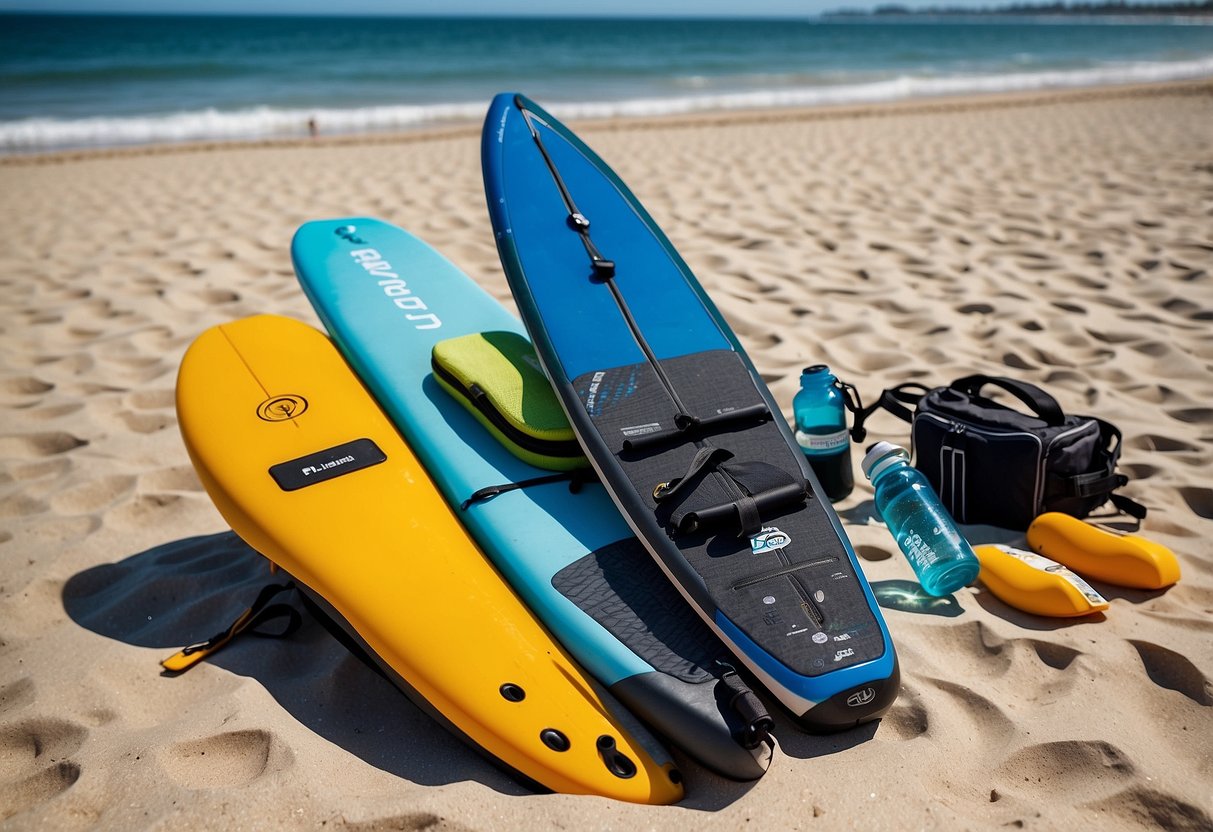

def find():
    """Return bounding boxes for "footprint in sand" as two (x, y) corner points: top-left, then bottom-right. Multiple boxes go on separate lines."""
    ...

(7, 458), (72, 483)
(23, 515), (101, 546)
(0, 679), (35, 717)
(1127, 641), (1213, 706)
(104, 493), (188, 532)
(911, 622), (1084, 696)
(1131, 340), (1172, 358)
(1085, 785), (1213, 831)
(20, 402), (86, 421)
(994, 740), (1135, 803)
(343, 812), (478, 832)
(138, 466), (203, 493)
(0, 763), (81, 823)
(160, 729), (288, 789)
(125, 389), (174, 410)
(1, 377), (54, 396)
(49, 475), (137, 515)
(1160, 296), (1200, 315)
(1176, 487), (1213, 520)
(0, 493), (48, 519)
(0, 717), (87, 822)
(1041, 369), (1087, 387)
(113, 410), (175, 434)
(1166, 407), (1213, 425)
(1002, 352), (1036, 371)
(194, 288), (241, 305)
(924, 677), (1018, 745)
(1127, 434), (1201, 454)
(0, 432), (87, 458)
(1120, 463), (1159, 480)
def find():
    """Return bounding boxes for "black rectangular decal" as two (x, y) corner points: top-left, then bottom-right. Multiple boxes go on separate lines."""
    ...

(269, 438), (386, 492)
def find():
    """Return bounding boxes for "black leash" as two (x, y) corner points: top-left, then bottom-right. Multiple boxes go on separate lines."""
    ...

(515, 96), (698, 431)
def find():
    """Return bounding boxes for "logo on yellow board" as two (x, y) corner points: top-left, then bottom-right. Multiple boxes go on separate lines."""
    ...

(257, 394), (308, 422)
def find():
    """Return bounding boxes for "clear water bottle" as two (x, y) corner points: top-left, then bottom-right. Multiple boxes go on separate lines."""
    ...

(861, 441), (980, 596)
(793, 365), (854, 502)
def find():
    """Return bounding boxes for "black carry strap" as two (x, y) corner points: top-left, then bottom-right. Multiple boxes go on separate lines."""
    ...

(652, 447), (734, 504)
(653, 446), (806, 537)
(950, 374), (1065, 426)
(461, 469), (595, 510)
(849, 383), (931, 443)
(161, 582), (300, 674)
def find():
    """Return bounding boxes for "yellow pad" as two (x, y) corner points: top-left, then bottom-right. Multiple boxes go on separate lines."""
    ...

(432, 331), (588, 471)
(975, 545), (1109, 618)
(1027, 512), (1180, 590)
(175, 314), (681, 803)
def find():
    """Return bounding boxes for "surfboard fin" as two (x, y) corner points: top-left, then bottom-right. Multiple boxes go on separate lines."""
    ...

(160, 582), (300, 674)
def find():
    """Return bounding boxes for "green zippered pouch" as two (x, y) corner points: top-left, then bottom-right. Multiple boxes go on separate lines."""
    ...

(432, 331), (589, 471)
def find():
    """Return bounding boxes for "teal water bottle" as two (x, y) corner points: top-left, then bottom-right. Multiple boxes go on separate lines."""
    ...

(792, 365), (854, 502)
(861, 441), (980, 596)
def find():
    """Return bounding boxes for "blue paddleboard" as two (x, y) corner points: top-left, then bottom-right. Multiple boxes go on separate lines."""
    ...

(292, 217), (774, 779)
(482, 94), (900, 731)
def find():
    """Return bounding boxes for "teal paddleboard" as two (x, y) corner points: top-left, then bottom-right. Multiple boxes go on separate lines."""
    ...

(292, 217), (774, 780)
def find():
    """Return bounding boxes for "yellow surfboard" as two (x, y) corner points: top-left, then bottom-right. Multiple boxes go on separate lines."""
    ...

(175, 314), (682, 803)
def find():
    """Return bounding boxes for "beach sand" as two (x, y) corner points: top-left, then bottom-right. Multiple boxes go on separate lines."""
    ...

(1, 82), (1211, 830)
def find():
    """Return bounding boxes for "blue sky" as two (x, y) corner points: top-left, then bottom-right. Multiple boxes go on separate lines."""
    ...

(0, 0), (995, 14)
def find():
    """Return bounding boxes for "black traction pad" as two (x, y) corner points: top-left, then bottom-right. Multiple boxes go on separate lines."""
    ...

(574, 349), (885, 677)
(552, 538), (724, 685)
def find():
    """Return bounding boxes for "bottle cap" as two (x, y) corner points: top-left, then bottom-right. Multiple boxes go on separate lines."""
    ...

(861, 441), (909, 481)
(800, 364), (835, 386)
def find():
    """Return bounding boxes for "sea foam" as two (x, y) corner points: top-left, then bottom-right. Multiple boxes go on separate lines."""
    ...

(3, 55), (1211, 153)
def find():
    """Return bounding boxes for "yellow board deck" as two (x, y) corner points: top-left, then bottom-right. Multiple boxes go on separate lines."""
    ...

(175, 314), (682, 803)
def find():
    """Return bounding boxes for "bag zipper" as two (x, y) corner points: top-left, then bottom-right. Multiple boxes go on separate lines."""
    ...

(944, 421), (967, 521)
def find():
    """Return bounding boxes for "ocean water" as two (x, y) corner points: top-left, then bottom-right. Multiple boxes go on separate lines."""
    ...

(2, 13), (1211, 151)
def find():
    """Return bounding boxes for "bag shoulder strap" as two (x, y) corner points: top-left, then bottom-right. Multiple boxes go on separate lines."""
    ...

(849, 383), (931, 443)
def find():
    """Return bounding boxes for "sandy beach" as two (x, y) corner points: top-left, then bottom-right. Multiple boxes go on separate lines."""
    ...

(1, 82), (1211, 830)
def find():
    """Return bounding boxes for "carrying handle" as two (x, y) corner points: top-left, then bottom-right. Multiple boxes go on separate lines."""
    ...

(951, 375), (1065, 426)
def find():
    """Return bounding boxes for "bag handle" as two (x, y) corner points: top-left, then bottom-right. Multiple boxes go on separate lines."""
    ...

(950, 375), (1065, 427)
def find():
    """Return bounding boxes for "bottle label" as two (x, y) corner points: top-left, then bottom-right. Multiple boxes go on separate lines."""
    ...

(992, 545), (1108, 606)
(796, 428), (849, 453)
(902, 530), (940, 568)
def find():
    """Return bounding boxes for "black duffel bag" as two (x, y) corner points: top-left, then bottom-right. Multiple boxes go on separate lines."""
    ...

(851, 374), (1145, 531)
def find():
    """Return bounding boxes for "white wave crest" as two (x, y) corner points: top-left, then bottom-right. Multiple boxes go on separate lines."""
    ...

(546, 55), (1213, 120)
(3, 55), (1212, 153)
(0, 101), (489, 153)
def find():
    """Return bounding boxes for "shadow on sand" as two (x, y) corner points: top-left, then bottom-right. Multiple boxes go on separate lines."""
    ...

(62, 531), (766, 809)
(62, 531), (531, 797)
